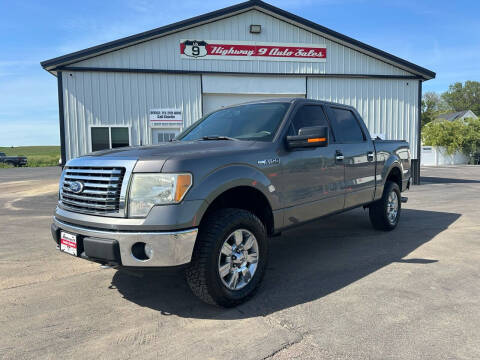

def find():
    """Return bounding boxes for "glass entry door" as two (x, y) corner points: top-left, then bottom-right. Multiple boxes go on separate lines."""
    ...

(152, 128), (180, 144)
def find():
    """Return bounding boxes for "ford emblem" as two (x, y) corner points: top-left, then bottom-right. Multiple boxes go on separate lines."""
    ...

(69, 181), (84, 194)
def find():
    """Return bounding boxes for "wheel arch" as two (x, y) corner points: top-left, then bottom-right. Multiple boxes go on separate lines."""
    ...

(385, 165), (402, 189)
(199, 185), (275, 236)
(188, 165), (279, 235)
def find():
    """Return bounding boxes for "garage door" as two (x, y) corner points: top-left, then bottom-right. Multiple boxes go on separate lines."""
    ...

(201, 74), (306, 115)
(203, 93), (304, 114)
(421, 146), (436, 166)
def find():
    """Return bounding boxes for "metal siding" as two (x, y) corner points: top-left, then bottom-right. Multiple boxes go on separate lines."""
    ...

(202, 74), (306, 94)
(308, 78), (419, 158)
(62, 71), (201, 160)
(73, 10), (410, 76)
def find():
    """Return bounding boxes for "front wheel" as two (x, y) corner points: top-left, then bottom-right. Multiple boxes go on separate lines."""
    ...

(186, 208), (268, 307)
(369, 181), (401, 231)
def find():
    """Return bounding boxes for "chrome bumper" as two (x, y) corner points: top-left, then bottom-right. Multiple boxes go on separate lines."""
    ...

(53, 217), (197, 267)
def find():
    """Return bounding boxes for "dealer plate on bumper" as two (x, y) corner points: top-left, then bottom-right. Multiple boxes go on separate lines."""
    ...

(60, 231), (77, 256)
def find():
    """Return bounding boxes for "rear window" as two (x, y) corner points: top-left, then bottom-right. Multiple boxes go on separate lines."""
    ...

(329, 108), (365, 143)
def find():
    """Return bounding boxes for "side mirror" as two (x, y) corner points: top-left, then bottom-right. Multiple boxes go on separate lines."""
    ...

(286, 126), (329, 149)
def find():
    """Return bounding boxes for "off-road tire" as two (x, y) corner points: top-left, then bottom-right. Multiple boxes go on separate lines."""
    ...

(186, 208), (268, 307)
(369, 181), (401, 231)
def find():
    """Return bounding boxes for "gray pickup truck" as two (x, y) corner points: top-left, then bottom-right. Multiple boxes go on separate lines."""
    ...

(51, 98), (411, 307)
(0, 152), (27, 167)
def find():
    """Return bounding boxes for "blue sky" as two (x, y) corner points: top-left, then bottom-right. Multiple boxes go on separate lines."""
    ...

(0, 0), (478, 146)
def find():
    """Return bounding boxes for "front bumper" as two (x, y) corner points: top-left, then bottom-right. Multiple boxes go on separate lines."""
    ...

(52, 217), (197, 267)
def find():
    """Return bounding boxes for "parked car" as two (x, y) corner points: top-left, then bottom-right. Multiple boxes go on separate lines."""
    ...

(51, 98), (411, 307)
(0, 152), (27, 167)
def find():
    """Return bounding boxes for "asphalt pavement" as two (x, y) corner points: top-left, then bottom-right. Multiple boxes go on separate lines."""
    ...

(0, 165), (479, 359)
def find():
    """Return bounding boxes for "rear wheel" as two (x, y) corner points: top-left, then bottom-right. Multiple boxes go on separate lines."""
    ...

(369, 181), (401, 231)
(186, 208), (268, 307)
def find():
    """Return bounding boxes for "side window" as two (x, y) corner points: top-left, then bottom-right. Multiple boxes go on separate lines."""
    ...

(291, 105), (330, 135)
(329, 108), (365, 143)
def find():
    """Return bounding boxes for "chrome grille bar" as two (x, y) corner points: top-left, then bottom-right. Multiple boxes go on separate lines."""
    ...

(64, 168), (123, 175)
(61, 192), (118, 202)
(63, 180), (120, 189)
(64, 174), (122, 182)
(61, 199), (118, 210)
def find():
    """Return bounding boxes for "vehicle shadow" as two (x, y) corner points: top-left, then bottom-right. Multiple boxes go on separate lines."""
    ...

(421, 176), (480, 184)
(111, 208), (459, 319)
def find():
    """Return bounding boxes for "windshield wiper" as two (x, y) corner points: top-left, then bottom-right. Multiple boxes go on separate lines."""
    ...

(200, 135), (238, 141)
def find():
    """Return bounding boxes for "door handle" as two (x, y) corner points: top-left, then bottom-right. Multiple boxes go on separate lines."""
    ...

(367, 152), (375, 161)
(335, 151), (344, 161)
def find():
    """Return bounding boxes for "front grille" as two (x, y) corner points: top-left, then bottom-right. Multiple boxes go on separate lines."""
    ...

(60, 166), (126, 215)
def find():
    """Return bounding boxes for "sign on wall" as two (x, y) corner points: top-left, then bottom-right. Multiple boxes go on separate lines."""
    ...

(180, 40), (327, 62)
(149, 109), (183, 128)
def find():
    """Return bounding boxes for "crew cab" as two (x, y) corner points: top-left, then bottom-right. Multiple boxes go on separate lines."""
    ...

(0, 152), (27, 167)
(51, 98), (411, 307)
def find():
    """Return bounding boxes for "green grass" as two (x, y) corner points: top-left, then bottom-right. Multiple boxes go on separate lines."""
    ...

(0, 146), (60, 167)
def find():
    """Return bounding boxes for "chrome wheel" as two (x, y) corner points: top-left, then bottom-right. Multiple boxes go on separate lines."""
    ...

(218, 229), (259, 291)
(386, 191), (399, 224)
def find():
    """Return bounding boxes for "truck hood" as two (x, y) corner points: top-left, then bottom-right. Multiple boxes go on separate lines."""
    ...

(76, 140), (260, 172)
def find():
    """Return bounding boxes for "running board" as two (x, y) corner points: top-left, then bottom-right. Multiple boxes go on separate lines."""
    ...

(401, 196), (408, 203)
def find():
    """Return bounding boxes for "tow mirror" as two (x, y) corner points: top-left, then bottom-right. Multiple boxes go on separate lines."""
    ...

(286, 126), (329, 149)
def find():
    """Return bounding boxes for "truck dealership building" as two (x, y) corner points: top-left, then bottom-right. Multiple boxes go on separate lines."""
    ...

(41, 0), (435, 182)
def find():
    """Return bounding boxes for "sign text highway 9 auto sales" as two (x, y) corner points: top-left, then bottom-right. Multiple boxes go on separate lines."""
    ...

(180, 40), (327, 62)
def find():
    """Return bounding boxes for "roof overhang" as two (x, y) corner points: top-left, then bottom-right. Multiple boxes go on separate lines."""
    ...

(41, 0), (435, 80)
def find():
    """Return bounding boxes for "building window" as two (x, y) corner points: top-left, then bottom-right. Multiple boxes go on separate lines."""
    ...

(91, 127), (130, 151)
(111, 127), (130, 148)
(91, 127), (110, 151)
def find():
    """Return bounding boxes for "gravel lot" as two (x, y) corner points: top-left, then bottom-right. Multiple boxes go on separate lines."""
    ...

(0, 166), (479, 359)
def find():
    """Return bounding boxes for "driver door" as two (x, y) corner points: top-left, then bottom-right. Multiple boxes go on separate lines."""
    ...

(280, 104), (344, 226)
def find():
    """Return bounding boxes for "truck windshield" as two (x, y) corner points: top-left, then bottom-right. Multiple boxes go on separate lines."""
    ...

(178, 102), (290, 142)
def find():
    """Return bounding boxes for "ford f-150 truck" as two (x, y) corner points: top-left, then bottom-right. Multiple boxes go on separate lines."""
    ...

(0, 152), (27, 167)
(51, 98), (411, 307)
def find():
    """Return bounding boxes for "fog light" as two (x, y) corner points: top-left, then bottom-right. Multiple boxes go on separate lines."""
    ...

(131, 242), (151, 261)
(144, 243), (154, 259)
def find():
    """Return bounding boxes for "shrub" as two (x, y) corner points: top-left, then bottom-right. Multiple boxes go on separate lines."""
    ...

(422, 118), (480, 157)
(26, 155), (59, 167)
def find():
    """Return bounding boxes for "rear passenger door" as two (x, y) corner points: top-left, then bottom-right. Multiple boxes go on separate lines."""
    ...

(280, 104), (344, 225)
(327, 106), (376, 208)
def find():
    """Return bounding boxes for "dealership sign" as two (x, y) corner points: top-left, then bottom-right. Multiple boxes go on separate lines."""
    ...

(180, 40), (326, 62)
(149, 109), (183, 128)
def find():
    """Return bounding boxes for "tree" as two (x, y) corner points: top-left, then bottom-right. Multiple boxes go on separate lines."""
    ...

(421, 92), (448, 127)
(441, 81), (480, 116)
(422, 117), (480, 158)
(462, 117), (480, 156)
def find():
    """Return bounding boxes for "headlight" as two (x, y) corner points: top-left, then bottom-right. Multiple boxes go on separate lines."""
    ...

(128, 173), (192, 217)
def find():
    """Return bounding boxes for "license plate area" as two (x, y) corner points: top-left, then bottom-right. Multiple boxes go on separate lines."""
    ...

(60, 231), (78, 256)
